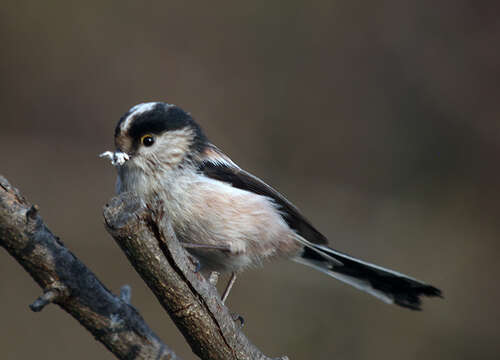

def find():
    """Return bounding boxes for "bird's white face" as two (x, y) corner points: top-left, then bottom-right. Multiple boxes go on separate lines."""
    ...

(127, 127), (197, 172)
(101, 102), (208, 194)
(102, 102), (206, 168)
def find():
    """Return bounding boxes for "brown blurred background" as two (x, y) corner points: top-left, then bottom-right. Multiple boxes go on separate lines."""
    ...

(1, 1), (499, 359)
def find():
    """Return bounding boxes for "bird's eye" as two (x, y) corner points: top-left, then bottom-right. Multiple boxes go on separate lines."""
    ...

(141, 134), (155, 147)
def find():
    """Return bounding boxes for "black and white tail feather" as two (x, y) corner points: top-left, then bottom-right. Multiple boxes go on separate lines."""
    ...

(295, 241), (442, 310)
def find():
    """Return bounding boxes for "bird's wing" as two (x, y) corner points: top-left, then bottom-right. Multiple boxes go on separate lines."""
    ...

(198, 145), (328, 245)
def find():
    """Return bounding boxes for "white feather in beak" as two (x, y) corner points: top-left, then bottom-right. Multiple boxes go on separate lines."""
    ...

(99, 151), (130, 166)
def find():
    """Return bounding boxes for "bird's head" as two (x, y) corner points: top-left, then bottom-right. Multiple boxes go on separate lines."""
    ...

(101, 102), (208, 172)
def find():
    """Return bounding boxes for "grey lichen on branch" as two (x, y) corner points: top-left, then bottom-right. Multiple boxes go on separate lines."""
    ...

(0, 175), (178, 360)
(103, 192), (288, 360)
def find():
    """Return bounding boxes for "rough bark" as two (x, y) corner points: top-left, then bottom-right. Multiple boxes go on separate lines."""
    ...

(0, 175), (178, 360)
(0, 174), (288, 360)
(103, 193), (287, 360)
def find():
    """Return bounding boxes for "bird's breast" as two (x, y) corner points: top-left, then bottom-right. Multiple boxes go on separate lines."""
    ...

(160, 173), (302, 272)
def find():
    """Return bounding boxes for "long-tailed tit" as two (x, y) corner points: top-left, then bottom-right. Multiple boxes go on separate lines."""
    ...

(101, 102), (442, 310)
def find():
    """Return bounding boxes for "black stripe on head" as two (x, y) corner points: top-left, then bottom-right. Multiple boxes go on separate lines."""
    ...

(129, 103), (187, 138)
(117, 103), (208, 152)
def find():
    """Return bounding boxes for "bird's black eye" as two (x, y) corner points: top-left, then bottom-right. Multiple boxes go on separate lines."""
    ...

(141, 134), (155, 147)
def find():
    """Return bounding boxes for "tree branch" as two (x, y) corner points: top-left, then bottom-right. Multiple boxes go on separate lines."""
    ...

(103, 193), (287, 360)
(0, 175), (179, 360)
(0, 174), (288, 359)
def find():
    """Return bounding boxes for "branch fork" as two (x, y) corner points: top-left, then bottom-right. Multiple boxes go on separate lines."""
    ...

(1, 175), (288, 360)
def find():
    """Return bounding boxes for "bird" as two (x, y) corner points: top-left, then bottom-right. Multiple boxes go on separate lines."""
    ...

(101, 101), (442, 310)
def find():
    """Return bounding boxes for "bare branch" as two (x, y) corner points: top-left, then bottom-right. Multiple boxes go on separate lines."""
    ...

(0, 175), (179, 360)
(103, 193), (288, 360)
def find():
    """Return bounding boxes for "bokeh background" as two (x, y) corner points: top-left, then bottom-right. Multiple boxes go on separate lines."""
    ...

(1, 1), (499, 359)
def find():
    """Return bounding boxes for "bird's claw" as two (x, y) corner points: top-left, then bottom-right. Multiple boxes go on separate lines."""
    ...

(231, 312), (245, 329)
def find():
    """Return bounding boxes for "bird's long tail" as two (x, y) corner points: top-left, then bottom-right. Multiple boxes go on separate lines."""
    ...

(293, 243), (442, 310)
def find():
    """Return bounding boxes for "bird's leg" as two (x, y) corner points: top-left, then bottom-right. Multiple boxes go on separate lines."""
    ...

(220, 272), (245, 328)
(180, 243), (232, 273)
(180, 243), (242, 325)
(180, 242), (232, 253)
(221, 272), (237, 304)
